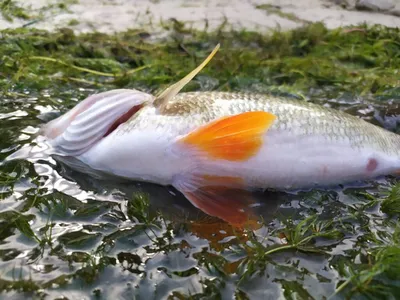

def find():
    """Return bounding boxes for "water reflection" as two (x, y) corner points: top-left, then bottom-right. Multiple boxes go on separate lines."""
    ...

(4, 140), (291, 255)
(53, 155), (289, 234)
(1, 90), (399, 298)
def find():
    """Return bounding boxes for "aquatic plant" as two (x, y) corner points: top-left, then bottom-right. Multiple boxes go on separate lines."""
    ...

(0, 19), (400, 298)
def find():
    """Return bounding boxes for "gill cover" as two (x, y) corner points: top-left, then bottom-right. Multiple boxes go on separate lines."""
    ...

(43, 89), (154, 156)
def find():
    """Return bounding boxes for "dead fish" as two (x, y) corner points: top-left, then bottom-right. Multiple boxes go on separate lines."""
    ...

(21, 44), (400, 225)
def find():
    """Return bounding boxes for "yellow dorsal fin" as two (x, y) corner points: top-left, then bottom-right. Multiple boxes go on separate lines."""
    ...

(180, 111), (277, 161)
(154, 43), (220, 112)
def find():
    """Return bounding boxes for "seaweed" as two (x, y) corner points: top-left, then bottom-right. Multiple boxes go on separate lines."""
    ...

(0, 20), (400, 299)
(2, 22), (400, 101)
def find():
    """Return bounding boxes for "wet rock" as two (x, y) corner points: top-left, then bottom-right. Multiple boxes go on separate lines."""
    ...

(335, 0), (400, 17)
(390, 4), (400, 15)
(355, 0), (396, 11)
(328, 0), (357, 9)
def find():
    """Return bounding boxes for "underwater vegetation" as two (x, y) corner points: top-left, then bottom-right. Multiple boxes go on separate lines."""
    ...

(0, 19), (400, 299)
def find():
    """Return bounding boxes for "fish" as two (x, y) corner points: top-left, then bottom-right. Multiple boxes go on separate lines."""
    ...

(18, 44), (400, 226)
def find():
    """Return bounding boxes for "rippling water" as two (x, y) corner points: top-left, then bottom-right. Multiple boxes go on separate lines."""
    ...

(0, 88), (399, 299)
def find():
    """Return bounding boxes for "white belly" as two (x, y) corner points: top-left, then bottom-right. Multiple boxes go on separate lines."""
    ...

(76, 129), (398, 191)
(239, 131), (400, 189)
(77, 130), (181, 186)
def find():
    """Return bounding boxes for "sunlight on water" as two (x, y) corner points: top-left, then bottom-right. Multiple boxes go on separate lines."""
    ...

(1, 24), (400, 298)
(0, 88), (398, 299)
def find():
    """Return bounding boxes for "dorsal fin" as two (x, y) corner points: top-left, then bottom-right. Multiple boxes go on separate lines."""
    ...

(154, 43), (220, 113)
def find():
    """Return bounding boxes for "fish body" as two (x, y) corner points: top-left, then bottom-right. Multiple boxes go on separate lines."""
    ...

(30, 45), (400, 225)
(36, 89), (400, 225)
(77, 91), (400, 190)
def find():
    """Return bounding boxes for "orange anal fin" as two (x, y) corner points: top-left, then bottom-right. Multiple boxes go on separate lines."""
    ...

(174, 175), (257, 227)
(185, 188), (256, 227)
(180, 111), (276, 161)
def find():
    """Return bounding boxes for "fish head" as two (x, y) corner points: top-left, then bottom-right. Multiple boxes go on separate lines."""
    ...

(41, 89), (155, 156)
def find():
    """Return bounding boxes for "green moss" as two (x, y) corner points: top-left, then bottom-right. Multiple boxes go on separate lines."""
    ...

(67, 18), (79, 26)
(0, 0), (31, 22)
(381, 183), (400, 216)
(333, 225), (400, 298)
(2, 22), (400, 101)
(1, 20), (400, 299)
(256, 4), (309, 24)
(0, 0), (78, 24)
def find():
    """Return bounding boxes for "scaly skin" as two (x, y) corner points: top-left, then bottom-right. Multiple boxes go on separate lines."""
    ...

(80, 91), (400, 190)
(123, 91), (400, 155)
(34, 89), (400, 224)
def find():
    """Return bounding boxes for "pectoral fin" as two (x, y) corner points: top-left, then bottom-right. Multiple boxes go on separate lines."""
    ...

(179, 111), (276, 161)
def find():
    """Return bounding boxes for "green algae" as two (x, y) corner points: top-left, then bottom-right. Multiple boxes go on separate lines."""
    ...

(0, 0), (79, 25)
(2, 22), (400, 100)
(0, 0), (31, 22)
(256, 4), (310, 24)
(0, 21), (400, 299)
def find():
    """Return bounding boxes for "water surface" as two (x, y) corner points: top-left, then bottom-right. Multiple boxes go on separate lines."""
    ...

(1, 24), (400, 299)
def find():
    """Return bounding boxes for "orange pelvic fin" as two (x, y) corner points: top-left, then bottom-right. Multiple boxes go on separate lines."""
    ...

(174, 174), (257, 227)
(180, 111), (276, 161)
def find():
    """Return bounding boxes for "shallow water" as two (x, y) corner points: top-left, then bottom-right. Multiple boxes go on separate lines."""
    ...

(1, 22), (400, 298)
(0, 86), (399, 299)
